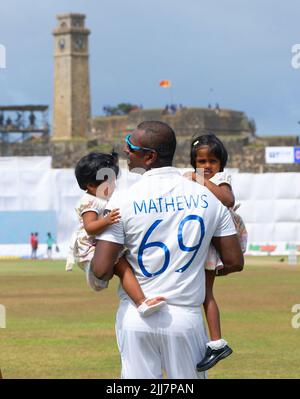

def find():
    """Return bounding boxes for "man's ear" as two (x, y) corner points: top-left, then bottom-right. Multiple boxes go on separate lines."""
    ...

(145, 151), (157, 167)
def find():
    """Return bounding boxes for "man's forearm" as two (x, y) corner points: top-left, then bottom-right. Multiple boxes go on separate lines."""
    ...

(212, 234), (244, 277)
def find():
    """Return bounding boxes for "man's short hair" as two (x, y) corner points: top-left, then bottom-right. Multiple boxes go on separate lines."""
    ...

(137, 121), (176, 166)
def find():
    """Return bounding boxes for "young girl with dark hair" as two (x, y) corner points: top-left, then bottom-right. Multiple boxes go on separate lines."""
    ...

(66, 151), (166, 316)
(186, 134), (247, 372)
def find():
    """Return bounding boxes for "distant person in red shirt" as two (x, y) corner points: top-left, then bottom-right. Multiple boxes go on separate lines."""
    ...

(30, 232), (38, 259)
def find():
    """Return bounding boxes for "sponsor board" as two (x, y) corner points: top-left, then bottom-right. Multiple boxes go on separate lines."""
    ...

(246, 242), (300, 256)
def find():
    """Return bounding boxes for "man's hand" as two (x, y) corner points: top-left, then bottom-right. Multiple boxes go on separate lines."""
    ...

(215, 265), (228, 276)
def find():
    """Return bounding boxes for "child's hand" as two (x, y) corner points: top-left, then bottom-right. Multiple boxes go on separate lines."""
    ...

(183, 171), (196, 181)
(184, 171), (204, 185)
(106, 208), (121, 225)
(203, 175), (210, 186)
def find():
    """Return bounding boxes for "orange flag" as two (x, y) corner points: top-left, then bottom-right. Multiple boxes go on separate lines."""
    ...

(159, 80), (171, 88)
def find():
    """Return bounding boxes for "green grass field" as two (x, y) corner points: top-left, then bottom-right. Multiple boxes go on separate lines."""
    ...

(0, 256), (299, 379)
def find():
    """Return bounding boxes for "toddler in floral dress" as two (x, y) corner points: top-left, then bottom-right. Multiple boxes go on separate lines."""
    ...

(66, 152), (166, 316)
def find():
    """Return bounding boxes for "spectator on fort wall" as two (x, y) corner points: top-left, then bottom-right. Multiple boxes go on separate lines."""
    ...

(170, 104), (177, 114)
(15, 112), (22, 128)
(29, 111), (36, 127)
(162, 104), (169, 115)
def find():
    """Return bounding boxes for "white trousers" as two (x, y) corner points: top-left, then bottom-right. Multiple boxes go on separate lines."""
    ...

(115, 300), (208, 379)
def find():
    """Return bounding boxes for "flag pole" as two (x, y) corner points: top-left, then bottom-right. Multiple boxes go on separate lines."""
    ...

(159, 80), (173, 106)
(170, 85), (174, 105)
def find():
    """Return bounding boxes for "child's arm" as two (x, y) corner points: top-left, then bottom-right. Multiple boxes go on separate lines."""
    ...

(183, 171), (235, 208)
(82, 208), (120, 235)
(204, 179), (235, 208)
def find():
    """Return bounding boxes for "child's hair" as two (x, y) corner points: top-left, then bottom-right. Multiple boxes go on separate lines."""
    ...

(75, 151), (119, 190)
(190, 133), (228, 172)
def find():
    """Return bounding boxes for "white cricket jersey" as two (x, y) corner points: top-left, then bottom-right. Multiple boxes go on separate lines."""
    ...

(115, 168), (142, 191)
(97, 167), (236, 307)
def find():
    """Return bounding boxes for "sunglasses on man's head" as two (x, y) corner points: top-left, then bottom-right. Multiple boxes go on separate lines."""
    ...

(125, 134), (156, 153)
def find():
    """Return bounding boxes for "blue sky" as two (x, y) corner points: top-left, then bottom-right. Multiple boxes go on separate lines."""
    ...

(1, 0), (300, 136)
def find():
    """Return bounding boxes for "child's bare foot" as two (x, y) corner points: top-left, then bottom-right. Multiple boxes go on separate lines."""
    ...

(138, 297), (166, 317)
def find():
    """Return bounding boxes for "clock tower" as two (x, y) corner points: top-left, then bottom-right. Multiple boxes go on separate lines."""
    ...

(52, 13), (91, 139)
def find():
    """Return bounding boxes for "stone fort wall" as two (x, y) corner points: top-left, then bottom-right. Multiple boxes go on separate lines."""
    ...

(1, 108), (299, 172)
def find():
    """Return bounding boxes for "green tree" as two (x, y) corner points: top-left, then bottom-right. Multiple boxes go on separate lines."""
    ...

(103, 103), (140, 116)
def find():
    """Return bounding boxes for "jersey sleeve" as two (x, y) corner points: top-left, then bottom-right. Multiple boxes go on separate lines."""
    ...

(213, 205), (237, 237)
(210, 172), (232, 187)
(96, 218), (125, 244)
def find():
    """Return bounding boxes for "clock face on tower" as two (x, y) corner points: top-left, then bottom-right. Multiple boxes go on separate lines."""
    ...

(73, 18), (82, 27)
(74, 37), (84, 50)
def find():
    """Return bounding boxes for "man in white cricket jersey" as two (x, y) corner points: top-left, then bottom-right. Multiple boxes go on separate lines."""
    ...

(92, 121), (244, 379)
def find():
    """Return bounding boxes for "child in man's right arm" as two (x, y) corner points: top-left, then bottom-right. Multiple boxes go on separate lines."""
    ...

(66, 151), (166, 317)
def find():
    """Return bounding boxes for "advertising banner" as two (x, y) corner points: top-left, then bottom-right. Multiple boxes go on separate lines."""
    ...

(265, 147), (294, 164)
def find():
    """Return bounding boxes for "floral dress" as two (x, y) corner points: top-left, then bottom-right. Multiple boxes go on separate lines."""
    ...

(65, 193), (107, 271)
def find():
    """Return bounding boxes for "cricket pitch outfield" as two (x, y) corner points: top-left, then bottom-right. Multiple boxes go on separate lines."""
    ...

(0, 256), (299, 379)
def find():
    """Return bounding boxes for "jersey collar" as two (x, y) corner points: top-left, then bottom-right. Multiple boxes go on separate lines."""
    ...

(143, 166), (181, 177)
